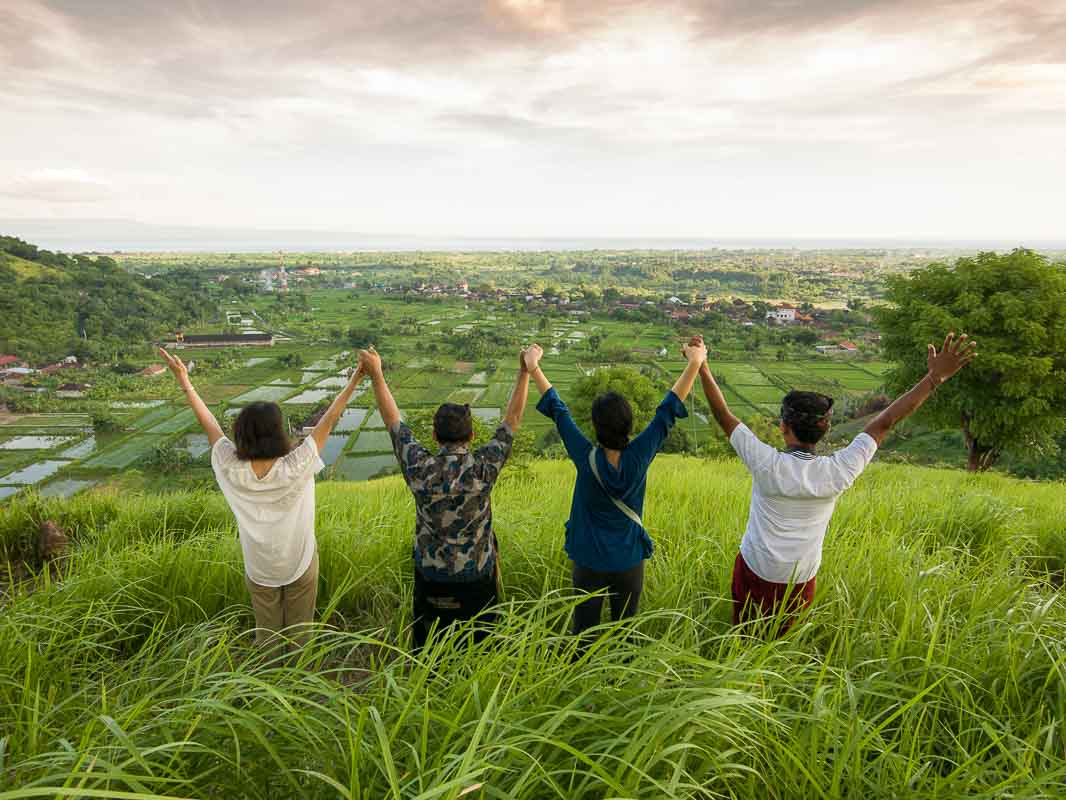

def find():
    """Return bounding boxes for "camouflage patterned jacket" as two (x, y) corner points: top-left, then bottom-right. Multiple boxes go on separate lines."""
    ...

(389, 421), (514, 582)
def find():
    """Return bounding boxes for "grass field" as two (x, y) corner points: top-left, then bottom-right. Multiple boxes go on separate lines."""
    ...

(0, 457), (1062, 797)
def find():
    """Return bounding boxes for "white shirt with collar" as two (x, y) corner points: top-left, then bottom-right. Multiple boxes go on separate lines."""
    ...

(730, 423), (878, 583)
(211, 436), (325, 587)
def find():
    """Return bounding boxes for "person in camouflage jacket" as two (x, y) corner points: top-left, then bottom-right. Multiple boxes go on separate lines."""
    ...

(359, 345), (537, 649)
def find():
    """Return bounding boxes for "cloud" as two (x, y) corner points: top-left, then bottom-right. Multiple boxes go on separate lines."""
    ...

(0, 1), (1063, 237)
(2, 169), (114, 203)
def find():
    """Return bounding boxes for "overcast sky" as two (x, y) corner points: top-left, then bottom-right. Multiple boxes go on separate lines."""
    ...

(2, 0), (1064, 241)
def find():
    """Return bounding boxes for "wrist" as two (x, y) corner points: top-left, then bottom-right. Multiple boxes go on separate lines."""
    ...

(926, 371), (942, 388)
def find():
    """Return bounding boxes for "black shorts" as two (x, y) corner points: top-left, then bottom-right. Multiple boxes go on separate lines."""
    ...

(412, 568), (499, 650)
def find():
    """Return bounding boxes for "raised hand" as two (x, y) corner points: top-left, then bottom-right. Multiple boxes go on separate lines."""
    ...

(681, 336), (707, 365)
(358, 346), (383, 378)
(158, 347), (191, 389)
(927, 332), (977, 385)
(523, 343), (544, 373)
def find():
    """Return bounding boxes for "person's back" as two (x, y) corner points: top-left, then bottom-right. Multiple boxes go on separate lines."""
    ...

(211, 429), (323, 587)
(157, 349), (368, 650)
(692, 332), (977, 634)
(361, 345), (532, 649)
(527, 341), (705, 641)
(390, 412), (513, 581)
(731, 422), (876, 584)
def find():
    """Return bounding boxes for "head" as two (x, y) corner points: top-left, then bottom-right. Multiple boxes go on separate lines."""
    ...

(779, 390), (834, 447)
(434, 403), (474, 446)
(233, 402), (293, 460)
(591, 391), (634, 451)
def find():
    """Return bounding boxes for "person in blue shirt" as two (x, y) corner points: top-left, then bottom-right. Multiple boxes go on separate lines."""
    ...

(524, 339), (706, 640)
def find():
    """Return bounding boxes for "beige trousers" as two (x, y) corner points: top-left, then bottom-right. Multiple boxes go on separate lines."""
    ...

(244, 550), (319, 648)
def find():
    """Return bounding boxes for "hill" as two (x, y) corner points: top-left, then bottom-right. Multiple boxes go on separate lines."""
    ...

(1, 456), (1062, 797)
(0, 235), (215, 363)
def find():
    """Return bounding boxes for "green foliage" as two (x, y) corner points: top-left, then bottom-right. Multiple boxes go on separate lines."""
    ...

(90, 408), (124, 434)
(0, 459), (1063, 795)
(569, 366), (660, 442)
(143, 441), (196, 474)
(877, 250), (1066, 469)
(0, 235), (215, 362)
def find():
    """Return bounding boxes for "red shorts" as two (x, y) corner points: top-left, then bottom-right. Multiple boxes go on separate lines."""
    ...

(731, 552), (816, 634)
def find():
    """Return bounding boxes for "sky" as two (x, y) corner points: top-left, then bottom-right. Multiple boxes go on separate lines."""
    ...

(1, 0), (1064, 242)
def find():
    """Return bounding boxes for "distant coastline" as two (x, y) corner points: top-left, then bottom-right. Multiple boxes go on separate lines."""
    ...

(2, 219), (1062, 254)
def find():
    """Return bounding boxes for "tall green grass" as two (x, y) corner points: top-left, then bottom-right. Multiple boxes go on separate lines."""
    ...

(0, 457), (1063, 798)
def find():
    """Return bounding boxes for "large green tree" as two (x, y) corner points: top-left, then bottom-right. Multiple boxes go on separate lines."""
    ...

(569, 366), (660, 442)
(877, 249), (1066, 471)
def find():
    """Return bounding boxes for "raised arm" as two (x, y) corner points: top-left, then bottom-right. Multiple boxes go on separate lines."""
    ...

(864, 332), (976, 446)
(691, 336), (742, 437)
(159, 347), (225, 446)
(526, 343), (592, 461)
(359, 346), (402, 429)
(310, 366), (365, 453)
(673, 338), (706, 402)
(525, 344), (552, 395)
(503, 346), (535, 431)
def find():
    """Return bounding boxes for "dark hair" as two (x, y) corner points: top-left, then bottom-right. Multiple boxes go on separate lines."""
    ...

(591, 391), (633, 450)
(780, 390), (834, 445)
(233, 402), (293, 460)
(434, 403), (474, 445)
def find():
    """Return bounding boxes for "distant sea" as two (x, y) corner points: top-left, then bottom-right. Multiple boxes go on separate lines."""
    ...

(3, 219), (1062, 254)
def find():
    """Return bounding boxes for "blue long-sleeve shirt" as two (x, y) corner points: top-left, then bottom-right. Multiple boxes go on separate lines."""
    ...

(536, 387), (688, 572)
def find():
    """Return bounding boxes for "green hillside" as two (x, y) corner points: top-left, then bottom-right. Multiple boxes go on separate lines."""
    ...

(0, 235), (215, 362)
(1, 457), (1062, 797)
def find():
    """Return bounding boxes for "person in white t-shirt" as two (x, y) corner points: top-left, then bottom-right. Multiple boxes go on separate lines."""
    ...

(691, 332), (977, 634)
(159, 347), (365, 649)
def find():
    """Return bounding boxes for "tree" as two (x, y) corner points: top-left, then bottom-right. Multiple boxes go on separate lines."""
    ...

(569, 367), (660, 442)
(876, 249), (1066, 471)
(587, 333), (604, 354)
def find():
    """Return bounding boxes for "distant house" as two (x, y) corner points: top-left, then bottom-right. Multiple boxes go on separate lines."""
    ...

(56, 382), (91, 398)
(40, 357), (79, 375)
(0, 355), (25, 369)
(140, 364), (167, 377)
(766, 304), (798, 324)
(816, 341), (860, 357)
(167, 332), (274, 348)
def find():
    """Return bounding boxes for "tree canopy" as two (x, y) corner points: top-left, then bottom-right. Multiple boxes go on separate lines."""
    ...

(877, 249), (1066, 470)
(568, 366), (661, 443)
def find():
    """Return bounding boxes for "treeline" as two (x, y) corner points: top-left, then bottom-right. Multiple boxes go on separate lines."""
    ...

(0, 235), (216, 362)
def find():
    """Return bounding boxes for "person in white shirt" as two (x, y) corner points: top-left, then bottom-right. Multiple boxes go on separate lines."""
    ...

(159, 347), (365, 649)
(692, 332), (977, 634)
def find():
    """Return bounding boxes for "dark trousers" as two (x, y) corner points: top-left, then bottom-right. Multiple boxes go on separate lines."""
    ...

(731, 552), (816, 637)
(571, 561), (645, 637)
(412, 568), (499, 650)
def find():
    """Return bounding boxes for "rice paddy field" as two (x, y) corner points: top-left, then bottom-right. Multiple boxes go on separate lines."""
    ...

(0, 295), (893, 503)
(0, 457), (1063, 797)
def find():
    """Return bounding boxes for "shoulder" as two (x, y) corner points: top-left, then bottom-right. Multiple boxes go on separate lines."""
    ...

(211, 436), (238, 465)
(833, 432), (878, 462)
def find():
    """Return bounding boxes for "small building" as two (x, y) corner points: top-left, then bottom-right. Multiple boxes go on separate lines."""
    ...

(56, 382), (91, 398)
(766, 304), (798, 324)
(140, 364), (167, 378)
(168, 332), (274, 348)
(0, 355), (25, 369)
